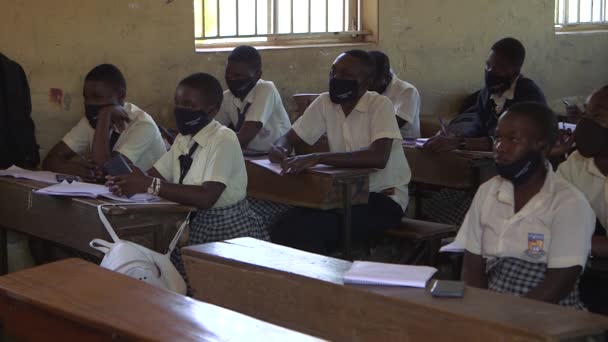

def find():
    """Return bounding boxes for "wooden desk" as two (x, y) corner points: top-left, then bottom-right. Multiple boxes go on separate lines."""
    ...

(0, 259), (321, 341)
(245, 158), (372, 258)
(0, 177), (194, 274)
(183, 238), (608, 342)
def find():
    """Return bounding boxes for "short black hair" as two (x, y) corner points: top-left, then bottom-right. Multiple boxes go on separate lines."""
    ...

(491, 37), (526, 69)
(343, 49), (376, 80)
(227, 45), (262, 72)
(84, 64), (127, 94)
(178, 73), (224, 108)
(369, 51), (391, 80)
(506, 102), (558, 148)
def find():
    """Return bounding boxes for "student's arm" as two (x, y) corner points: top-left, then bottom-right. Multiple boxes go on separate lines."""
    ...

(108, 167), (225, 209)
(463, 250), (488, 289)
(236, 121), (263, 148)
(280, 138), (392, 175)
(523, 266), (582, 303)
(92, 105), (130, 167)
(394, 86), (420, 129)
(42, 141), (101, 182)
(114, 120), (163, 166)
(592, 236), (608, 257)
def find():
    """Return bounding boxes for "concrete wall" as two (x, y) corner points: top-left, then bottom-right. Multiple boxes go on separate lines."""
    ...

(1, 0), (607, 158)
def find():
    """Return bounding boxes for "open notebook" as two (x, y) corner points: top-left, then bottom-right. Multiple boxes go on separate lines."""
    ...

(35, 181), (161, 203)
(343, 261), (437, 288)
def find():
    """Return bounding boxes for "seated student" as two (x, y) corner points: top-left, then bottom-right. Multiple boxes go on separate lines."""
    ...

(215, 45), (291, 152)
(42, 64), (166, 182)
(557, 86), (608, 314)
(368, 50), (421, 139)
(107, 73), (267, 277)
(421, 38), (547, 226)
(268, 50), (410, 253)
(459, 102), (594, 309)
(424, 37), (546, 153)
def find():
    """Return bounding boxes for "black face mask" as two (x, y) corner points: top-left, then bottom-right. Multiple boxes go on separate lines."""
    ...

(227, 78), (256, 99)
(85, 103), (115, 128)
(575, 117), (608, 158)
(495, 150), (544, 186)
(174, 107), (211, 136)
(485, 70), (513, 94)
(329, 77), (359, 104)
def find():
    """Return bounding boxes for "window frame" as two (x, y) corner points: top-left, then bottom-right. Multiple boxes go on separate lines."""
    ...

(194, 0), (378, 51)
(555, 0), (608, 33)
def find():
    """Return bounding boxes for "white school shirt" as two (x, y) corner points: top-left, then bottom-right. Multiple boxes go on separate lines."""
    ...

(216, 79), (291, 152)
(381, 74), (421, 139)
(153, 120), (247, 209)
(62, 102), (166, 171)
(558, 151), (608, 231)
(292, 91), (411, 211)
(457, 166), (595, 268)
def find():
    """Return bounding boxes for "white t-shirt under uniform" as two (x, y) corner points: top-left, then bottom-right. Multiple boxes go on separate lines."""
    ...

(62, 102), (166, 171)
(381, 74), (421, 139)
(457, 167), (595, 269)
(216, 79), (291, 152)
(292, 91), (411, 212)
(153, 120), (247, 209)
(558, 151), (608, 231)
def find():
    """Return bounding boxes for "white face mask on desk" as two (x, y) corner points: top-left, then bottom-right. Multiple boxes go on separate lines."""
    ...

(90, 205), (189, 295)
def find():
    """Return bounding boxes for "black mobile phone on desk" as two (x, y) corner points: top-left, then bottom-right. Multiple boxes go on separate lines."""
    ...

(103, 154), (133, 176)
(55, 174), (81, 183)
(430, 280), (465, 298)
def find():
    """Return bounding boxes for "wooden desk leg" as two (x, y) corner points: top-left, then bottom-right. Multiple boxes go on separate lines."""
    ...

(341, 181), (353, 260)
(0, 226), (7, 275)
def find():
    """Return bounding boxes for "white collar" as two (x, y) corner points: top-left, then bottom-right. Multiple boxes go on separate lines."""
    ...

(490, 74), (520, 102)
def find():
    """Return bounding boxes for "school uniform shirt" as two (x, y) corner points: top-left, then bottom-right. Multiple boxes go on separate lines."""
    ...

(62, 102), (166, 171)
(381, 74), (421, 139)
(292, 91), (411, 211)
(458, 165), (595, 269)
(216, 79), (291, 152)
(153, 120), (247, 209)
(558, 151), (608, 231)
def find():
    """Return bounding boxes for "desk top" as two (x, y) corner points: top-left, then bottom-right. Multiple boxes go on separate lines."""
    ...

(245, 157), (374, 179)
(0, 259), (320, 341)
(184, 238), (608, 340)
(0, 177), (194, 215)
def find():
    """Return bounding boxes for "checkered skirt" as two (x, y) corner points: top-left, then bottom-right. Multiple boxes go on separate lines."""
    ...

(247, 197), (291, 229)
(486, 257), (586, 310)
(422, 189), (473, 226)
(171, 198), (269, 291)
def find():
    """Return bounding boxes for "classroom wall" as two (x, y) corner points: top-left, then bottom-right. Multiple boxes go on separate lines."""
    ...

(1, 0), (607, 158)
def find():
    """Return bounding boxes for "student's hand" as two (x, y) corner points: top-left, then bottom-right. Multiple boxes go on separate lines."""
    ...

(99, 105), (131, 132)
(422, 134), (461, 153)
(549, 129), (574, 158)
(269, 145), (289, 163)
(106, 166), (151, 197)
(280, 154), (320, 175)
(61, 160), (100, 183)
(565, 104), (582, 123)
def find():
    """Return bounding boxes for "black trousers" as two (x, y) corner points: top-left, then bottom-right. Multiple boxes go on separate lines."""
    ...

(270, 192), (404, 254)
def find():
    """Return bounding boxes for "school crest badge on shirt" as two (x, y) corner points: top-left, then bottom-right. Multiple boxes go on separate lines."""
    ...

(525, 233), (545, 259)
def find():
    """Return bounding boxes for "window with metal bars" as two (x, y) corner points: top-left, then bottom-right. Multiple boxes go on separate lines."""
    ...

(555, 0), (608, 30)
(194, 0), (372, 48)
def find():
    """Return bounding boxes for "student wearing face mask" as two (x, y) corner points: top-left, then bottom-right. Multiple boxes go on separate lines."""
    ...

(557, 86), (608, 314)
(107, 73), (268, 278)
(458, 102), (594, 309)
(368, 50), (421, 139)
(425, 37), (546, 153)
(43, 64), (166, 182)
(215, 45), (291, 153)
(268, 50), (411, 253)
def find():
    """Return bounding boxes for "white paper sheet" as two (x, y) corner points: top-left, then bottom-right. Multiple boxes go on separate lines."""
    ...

(0, 165), (60, 184)
(343, 261), (437, 288)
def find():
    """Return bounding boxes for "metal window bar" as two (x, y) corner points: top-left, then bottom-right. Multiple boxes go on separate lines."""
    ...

(197, 0), (364, 41)
(556, 0), (608, 25)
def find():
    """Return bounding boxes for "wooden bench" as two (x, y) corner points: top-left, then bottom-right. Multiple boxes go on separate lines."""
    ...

(385, 217), (458, 265)
(0, 259), (321, 341)
(182, 238), (608, 342)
